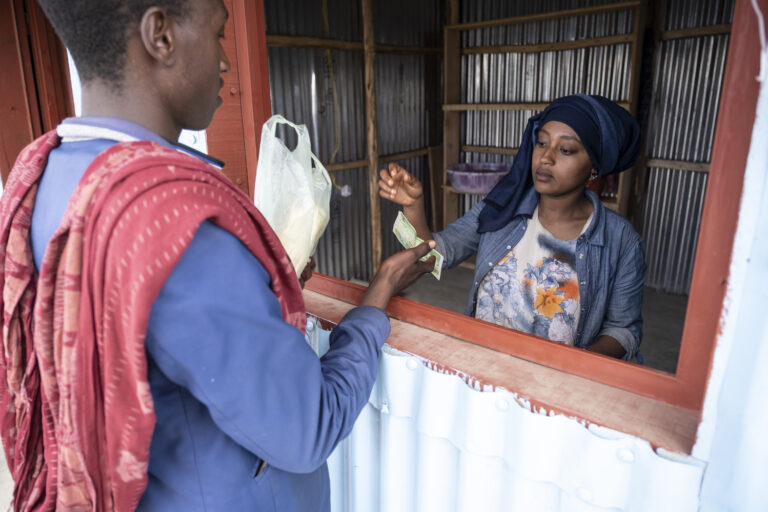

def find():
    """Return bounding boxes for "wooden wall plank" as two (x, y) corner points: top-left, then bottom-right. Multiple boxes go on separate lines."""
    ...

(463, 34), (634, 55)
(441, 0), (460, 230)
(362, 0), (381, 271)
(448, 1), (641, 31)
(661, 23), (731, 40)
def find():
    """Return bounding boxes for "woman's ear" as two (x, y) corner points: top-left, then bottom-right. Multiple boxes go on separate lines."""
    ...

(138, 7), (177, 67)
(589, 169), (599, 181)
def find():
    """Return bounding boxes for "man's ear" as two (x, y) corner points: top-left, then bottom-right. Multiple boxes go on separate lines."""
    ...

(139, 7), (177, 66)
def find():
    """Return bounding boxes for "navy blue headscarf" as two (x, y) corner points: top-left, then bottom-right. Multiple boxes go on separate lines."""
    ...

(477, 94), (641, 233)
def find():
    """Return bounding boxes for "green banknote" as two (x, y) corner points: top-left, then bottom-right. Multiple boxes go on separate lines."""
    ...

(393, 211), (444, 280)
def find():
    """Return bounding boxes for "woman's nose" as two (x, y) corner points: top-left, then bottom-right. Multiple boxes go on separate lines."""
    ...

(540, 146), (555, 164)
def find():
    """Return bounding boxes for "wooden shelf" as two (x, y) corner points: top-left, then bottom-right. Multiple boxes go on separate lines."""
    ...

(463, 34), (634, 55)
(444, 102), (631, 112)
(445, 1), (641, 31)
(440, 1), (644, 230)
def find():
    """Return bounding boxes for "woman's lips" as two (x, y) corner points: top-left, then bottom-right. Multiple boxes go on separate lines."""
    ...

(534, 169), (553, 182)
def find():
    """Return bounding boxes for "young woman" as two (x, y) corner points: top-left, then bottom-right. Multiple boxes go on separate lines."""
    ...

(379, 94), (645, 360)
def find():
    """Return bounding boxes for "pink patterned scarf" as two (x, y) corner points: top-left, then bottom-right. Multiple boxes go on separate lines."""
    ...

(0, 132), (306, 511)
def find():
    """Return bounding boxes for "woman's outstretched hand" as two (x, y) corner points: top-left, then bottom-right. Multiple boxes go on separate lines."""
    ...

(378, 163), (423, 207)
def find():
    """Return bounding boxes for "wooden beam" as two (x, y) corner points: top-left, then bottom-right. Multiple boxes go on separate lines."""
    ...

(206, 0), (270, 198)
(442, 0), (461, 230)
(266, 34), (441, 54)
(376, 44), (442, 55)
(627, 4), (645, 114)
(660, 23), (731, 40)
(445, 102), (552, 111)
(446, 1), (641, 31)
(233, 0), (272, 198)
(427, 146), (443, 230)
(324, 148), (429, 173)
(267, 34), (362, 52)
(629, 0), (663, 230)
(646, 158), (710, 173)
(362, 0), (381, 272)
(325, 159), (367, 172)
(462, 145), (519, 156)
(444, 102), (632, 111)
(381, 148), (429, 163)
(463, 34), (634, 55)
(618, 3), (646, 218)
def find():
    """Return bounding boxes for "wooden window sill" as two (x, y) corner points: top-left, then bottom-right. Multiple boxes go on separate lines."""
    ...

(304, 277), (699, 454)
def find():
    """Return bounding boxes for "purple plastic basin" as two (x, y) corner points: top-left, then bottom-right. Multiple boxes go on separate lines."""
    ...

(446, 162), (512, 195)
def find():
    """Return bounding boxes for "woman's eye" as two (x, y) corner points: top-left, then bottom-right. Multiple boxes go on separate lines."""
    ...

(560, 147), (574, 155)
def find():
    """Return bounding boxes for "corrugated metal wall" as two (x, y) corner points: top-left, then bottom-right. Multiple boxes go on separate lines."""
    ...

(327, 345), (705, 512)
(641, 0), (734, 294)
(263, 0), (733, 291)
(456, 0), (635, 216)
(264, 0), (442, 281)
(266, 41), (372, 280)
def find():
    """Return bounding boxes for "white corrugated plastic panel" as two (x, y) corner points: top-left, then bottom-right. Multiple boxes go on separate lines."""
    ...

(327, 345), (704, 512)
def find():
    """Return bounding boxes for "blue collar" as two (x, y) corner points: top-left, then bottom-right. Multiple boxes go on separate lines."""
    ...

(60, 116), (224, 169)
(513, 187), (539, 217)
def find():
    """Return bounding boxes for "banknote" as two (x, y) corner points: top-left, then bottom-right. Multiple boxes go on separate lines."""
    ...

(393, 211), (443, 280)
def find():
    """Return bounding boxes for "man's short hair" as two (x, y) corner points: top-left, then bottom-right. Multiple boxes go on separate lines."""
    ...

(37, 0), (189, 88)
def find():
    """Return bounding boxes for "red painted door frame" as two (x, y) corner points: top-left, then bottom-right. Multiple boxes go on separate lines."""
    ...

(0, 0), (73, 183)
(206, 0), (272, 199)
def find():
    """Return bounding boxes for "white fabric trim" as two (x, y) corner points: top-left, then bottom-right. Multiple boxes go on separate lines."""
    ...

(56, 123), (138, 143)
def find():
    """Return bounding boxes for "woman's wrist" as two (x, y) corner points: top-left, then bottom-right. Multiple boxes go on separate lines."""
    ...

(402, 195), (425, 212)
(402, 197), (431, 240)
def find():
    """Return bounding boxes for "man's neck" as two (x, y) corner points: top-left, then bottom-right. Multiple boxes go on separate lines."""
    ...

(81, 82), (180, 142)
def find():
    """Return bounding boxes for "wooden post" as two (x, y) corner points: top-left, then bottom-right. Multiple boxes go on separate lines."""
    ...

(231, 0), (273, 199)
(1, 0), (74, 184)
(424, 4), (442, 229)
(618, 2), (647, 218)
(442, 0), (461, 230)
(427, 145), (443, 227)
(362, 0), (382, 273)
(629, 0), (663, 229)
(206, 0), (272, 198)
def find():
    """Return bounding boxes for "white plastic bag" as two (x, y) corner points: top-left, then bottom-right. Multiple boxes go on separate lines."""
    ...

(254, 115), (332, 276)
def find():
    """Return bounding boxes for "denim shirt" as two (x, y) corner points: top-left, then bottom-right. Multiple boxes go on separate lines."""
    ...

(432, 188), (645, 360)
